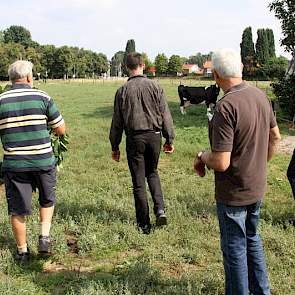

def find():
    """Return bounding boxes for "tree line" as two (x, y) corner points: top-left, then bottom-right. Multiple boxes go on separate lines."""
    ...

(240, 27), (288, 80)
(110, 39), (211, 77)
(0, 26), (213, 80)
(0, 26), (109, 80)
(0, 24), (290, 82)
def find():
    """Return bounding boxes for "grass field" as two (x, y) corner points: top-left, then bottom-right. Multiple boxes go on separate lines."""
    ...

(0, 79), (294, 295)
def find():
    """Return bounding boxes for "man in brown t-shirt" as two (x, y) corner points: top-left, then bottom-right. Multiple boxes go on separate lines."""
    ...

(194, 48), (281, 295)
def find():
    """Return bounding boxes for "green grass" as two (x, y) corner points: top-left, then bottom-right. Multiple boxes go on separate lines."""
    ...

(0, 79), (294, 295)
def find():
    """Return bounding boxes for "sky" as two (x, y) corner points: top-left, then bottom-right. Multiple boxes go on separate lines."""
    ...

(0, 0), (290, 60)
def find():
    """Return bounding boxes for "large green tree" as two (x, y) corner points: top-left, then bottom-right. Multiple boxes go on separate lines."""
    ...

(256, 29), (270, 65)
(110, 51), (124, 76)
(270, 0), (295, 76)
(168, 55), (182, 76)
(240, 27), (256, 77)
(26, 47), (43, 75)
(54, 46), (74, 78)
(40, 45), (57, 78)
(154, 53), (168, 76)
(92, 52), (109, 76)
(123, 39), (136, 76)
(269, 0), (295, 119)
(141, 52), (153, 74)
(0, 43), (26, 79)
(266, 28), (276, 58)
(187, 53), (208, 67)
(3, 25), (32, 47)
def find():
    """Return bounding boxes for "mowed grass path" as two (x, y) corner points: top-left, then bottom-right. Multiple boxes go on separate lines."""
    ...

(0, 79), (294, 295)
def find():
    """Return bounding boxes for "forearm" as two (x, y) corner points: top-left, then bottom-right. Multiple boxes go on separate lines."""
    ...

(109, 129), (123, 151)
(200, 151), (230, 172)
(162, 113), (175, 144)
(201, 151), (218, 170)
(267, 140), (279, 161)
(53, 122), (66, 136)
(268, 126), (281, 161)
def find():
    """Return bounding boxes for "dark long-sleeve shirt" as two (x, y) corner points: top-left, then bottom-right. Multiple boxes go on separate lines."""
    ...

(109, 75), (175, 151)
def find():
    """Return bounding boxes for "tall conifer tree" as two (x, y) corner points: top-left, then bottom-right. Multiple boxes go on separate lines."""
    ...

(266, 28), (276, 58)
(123, 39), (136, 76)
(256, 29), (270, 65)
(240, 27), (255, 77)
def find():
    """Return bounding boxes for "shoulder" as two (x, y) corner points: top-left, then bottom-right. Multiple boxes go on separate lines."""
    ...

(116, 85), (125, 96)
(0, 87), (51, 102)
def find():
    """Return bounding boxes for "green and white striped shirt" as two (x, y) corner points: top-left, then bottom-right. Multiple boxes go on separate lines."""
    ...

(0, 84), (64, 171)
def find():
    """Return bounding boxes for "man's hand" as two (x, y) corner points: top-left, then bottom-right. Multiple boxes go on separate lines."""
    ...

(112, 150), (120, 162)
(194, 152), (206, 177)
(163, 143), (174, 154)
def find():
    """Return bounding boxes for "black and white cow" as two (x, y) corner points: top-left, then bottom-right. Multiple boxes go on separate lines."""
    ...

(178, 84), (220, 114)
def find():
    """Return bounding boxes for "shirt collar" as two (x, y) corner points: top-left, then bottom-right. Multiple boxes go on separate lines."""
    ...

(224, 81), (246, 94)
(127, 75), (144, 81)
(11, 83), (32, 90)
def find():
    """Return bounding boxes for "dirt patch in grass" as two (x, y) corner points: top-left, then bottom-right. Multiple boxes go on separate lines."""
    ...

(43, 257), (94, 273)
(154, 260), (208, 280)
(43, 249), (142, 274)
(278, 136), (294, 154)
(66, 234), (79, 254)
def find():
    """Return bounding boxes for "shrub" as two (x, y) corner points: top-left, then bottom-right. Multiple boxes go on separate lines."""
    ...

(271, 74), (295, 119)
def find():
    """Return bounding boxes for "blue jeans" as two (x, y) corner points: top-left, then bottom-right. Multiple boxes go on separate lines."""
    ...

(216, 201), (270, 295)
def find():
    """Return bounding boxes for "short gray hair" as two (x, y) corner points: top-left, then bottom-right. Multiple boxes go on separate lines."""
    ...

(212, 48), (242, 78)
(8, 60), (33, 82)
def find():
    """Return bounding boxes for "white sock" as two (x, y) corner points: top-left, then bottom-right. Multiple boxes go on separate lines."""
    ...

(17, 243), (28, 254)
(40, 222), (51, 237)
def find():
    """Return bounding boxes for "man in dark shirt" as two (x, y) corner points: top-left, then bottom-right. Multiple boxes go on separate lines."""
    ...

(194, 49), (281, 295)
(109, 52), (175, 234)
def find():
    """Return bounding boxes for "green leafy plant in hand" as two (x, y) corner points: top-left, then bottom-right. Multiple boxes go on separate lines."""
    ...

(50, 131), (69, 170)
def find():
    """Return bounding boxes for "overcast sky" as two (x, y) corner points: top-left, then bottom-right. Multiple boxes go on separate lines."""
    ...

(0, 0), (290, 60)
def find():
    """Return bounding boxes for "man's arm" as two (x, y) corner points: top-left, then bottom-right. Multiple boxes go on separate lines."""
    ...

(201, 151), (231, 171)
(109, 89), (124, 161)
(46, 99), (66, 136)
(158, 87), (175, 149)
(194, 107), (232, 176)
(53, 122), (66, 136)
(268, 126), (281, 161)
(194, 151), (231, 176)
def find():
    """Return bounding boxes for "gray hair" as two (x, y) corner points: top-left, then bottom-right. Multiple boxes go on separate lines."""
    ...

(212, 48), (242, 78)
(8, 60), (33, 82)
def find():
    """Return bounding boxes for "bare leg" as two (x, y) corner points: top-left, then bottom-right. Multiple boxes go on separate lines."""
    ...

(40, 206), (54, 236)
(11, 215), (26, 247)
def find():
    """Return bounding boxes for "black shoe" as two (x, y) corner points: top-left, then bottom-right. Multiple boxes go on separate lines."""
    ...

(156, 210), (167, 226)
(15, 248), (30, 264)
(138, 224), (151, 235)
(38, 235), (51, 255)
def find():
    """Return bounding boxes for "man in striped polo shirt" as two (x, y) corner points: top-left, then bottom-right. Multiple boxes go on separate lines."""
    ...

(0, 60), (66, 263)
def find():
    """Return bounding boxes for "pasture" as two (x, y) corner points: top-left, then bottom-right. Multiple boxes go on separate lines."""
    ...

(0, 79), (294, 295)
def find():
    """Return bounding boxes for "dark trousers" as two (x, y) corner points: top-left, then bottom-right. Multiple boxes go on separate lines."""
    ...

(126, 131), (164, 227)
(287, 149), (295, 199)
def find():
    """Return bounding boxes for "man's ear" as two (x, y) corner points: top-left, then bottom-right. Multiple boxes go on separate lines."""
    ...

(213, 69), (220, 80)
(27, 74), (33, 83)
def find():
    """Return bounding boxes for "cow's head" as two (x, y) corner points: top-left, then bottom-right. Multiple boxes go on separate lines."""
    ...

(205, 84), (220, 107)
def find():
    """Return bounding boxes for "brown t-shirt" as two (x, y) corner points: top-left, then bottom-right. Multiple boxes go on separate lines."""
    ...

(209, 81), (277, 206)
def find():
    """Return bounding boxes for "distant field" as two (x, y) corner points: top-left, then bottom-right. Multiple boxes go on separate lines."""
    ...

(0, 80), (294, 295)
